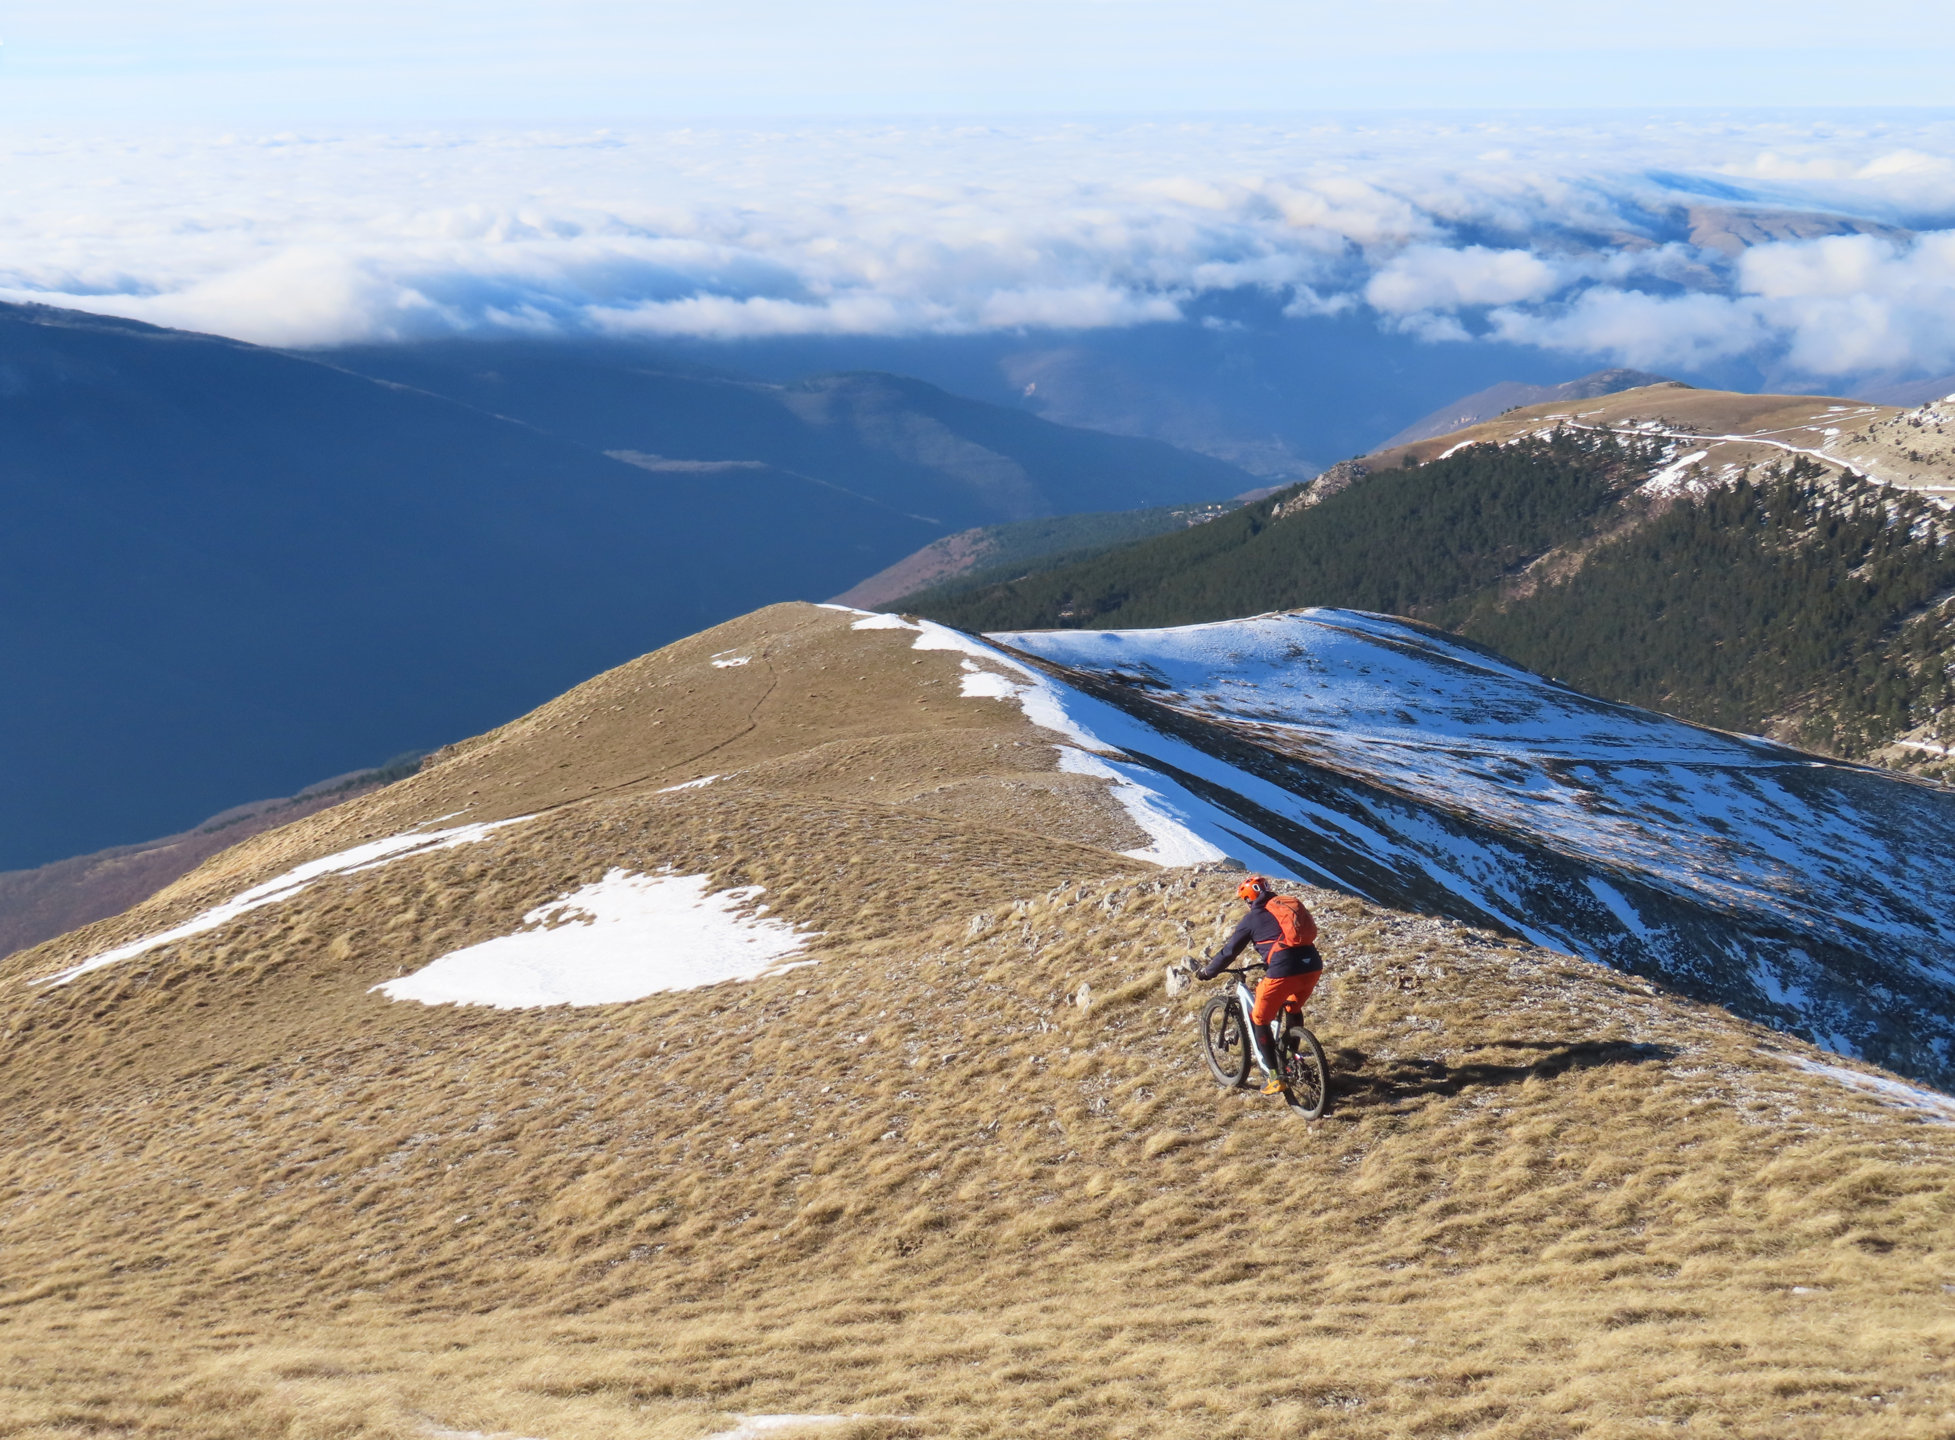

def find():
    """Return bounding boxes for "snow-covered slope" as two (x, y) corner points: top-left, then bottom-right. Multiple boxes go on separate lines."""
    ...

(967, 610), (1955, 1089)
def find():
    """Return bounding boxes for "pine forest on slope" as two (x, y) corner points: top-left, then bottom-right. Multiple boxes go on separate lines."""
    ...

(919, 388), (1955, 768)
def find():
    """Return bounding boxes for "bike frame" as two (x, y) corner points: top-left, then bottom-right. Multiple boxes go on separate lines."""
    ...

(1222, 964), (1280, 1074)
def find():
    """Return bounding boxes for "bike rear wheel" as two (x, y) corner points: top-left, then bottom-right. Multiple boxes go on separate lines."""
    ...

(1279, 1024), (1330, 1119)
(1200, 994), (1252, 1088)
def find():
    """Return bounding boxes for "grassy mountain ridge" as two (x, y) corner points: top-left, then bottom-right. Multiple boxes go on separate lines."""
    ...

(5, 601), (1953, 1437)
(921, 404), (1955, 766)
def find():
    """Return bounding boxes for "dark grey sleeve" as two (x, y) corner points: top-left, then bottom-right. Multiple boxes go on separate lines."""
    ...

(1198, 914), (1255, 979)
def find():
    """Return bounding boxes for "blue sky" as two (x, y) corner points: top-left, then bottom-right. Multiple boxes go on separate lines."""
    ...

(4, 1), (1955, 120)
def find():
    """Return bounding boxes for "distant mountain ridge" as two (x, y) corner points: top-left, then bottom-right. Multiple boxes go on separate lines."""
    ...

(0, 303), (1251, 871)
(836, 366), (1671, 614)
(832, 500), (1246, 610)
(326, 341), (1253, 530)
(1377, 367), (1673, 449)
(1856, 372), (1955, 409)
(0, 755), (421, 961)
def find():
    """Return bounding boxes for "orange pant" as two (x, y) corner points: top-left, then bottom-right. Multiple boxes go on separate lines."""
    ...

(1251, 971), (1320, 1026)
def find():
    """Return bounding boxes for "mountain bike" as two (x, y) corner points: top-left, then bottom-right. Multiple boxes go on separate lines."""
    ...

(1197, 961), (1330, 1119)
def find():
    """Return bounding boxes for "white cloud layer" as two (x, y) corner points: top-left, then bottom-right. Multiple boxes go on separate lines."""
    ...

(5, 113), (1955, 381)
(1366, 246), (1563, 315)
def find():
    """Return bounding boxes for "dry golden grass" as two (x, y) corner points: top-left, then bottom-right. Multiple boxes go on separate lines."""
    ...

(1369, 385), (1919, 488)
(1366, 383), (1955, 514)
(4, 603), (1953, 1438)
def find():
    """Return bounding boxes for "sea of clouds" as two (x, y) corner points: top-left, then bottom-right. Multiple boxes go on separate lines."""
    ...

(5, 111), (1955, 382)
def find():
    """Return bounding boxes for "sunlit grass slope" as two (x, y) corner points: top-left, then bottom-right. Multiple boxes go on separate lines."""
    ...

(3, 603), (1951, 1439)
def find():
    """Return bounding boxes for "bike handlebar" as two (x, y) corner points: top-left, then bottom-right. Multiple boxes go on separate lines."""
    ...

(1193, 959), (1267, 980)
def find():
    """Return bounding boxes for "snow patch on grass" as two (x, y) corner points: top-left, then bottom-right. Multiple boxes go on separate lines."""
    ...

(700, 1419), (856, 1440)
(983, 608), (1955, 1087)
(374, 868), (817, 1009)
(1780, 1053), (1955, 1124)
(1585, 877), (1652, 939)
(1641, 448), (1711, 495)
(957, 666), (1024, 701)
(40, 816), (535, 986)
(657, 775), (721, 793)
(833, 607), (1955, 1094)
(876, 614), (1115, 753)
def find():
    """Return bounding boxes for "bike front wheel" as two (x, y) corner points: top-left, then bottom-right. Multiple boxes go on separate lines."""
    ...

(1200, 994), (1252, 1089)
(1279, 1024), (1330, 1119)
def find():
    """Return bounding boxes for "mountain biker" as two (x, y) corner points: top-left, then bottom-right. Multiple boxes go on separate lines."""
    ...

(1196, 875), (1323, 1095)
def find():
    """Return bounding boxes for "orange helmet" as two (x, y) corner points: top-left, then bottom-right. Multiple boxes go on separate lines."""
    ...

(1236, 875), (1273, 902)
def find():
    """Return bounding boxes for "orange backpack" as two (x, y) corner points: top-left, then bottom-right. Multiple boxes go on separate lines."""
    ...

(1265, 894), (1318, 949)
